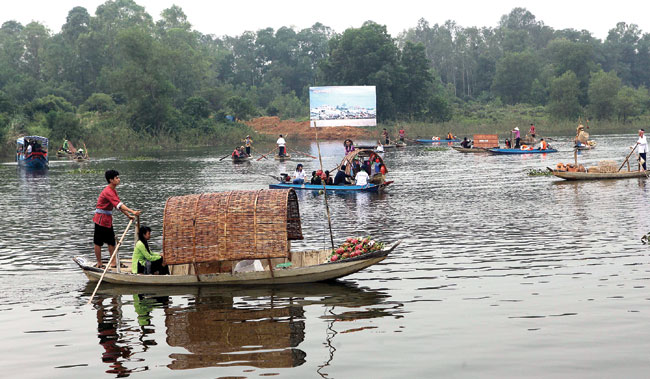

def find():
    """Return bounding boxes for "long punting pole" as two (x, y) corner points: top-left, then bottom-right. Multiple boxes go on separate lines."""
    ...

(87, 219), (134, 305)
(315, 123), (335, 250)
(618, 143), (639, 172)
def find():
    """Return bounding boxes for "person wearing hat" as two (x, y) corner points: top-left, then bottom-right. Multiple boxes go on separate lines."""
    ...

(638, 129), (647, 170)
(243, 135), (253, 156)
(512, 127), (521, 148)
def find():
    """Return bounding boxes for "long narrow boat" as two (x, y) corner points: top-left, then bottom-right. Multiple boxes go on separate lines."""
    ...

(74, 189), (401, 286)
(451, 146), (490, 153)
(16, 136), (49, 169)
(73, 244), (399, 285)
(548, 168), (648, 180)
(269, 181), (392, 193)
(489, 148), (558, 154)
(415, 139), (460, 144)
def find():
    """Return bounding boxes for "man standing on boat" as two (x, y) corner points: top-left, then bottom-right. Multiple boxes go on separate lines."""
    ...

(638, 129), (647, 170)
(399, 128), (405, 142)
(93, 170), (141, 268)
(512, 127), (521, 148)
(529, 123), (536, 138)
(277, 134), (287, 157)
(243, 135), (253, 156)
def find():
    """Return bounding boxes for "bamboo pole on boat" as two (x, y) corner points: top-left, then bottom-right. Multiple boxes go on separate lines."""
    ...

(87, 219), (133, 305)
(618, 143), (639, 172)
(315, 123), (335, 250)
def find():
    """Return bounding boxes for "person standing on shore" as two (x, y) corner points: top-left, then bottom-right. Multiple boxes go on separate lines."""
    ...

(638, 129), (647, 170)
(277, 134), (286, 157)
(93, 170), (141, 268)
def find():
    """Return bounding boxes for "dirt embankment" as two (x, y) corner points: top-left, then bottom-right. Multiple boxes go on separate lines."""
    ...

(245, 117), (374, 140)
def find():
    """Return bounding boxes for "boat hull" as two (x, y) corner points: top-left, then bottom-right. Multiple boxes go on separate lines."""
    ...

(415, 139), (460, 144)
(231, 156), (251, 163)
(274, 154), (291, 160)
(269, 181), (391, 192)
(73, 242), (399, 286)
(18, 153), (49, 169)
(549, 169), (648, 180)
(489, 148), (558, 154)
(451, 146), (490, 153)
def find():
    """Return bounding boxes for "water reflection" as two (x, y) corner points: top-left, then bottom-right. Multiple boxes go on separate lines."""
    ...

(84, 281), (399, 375)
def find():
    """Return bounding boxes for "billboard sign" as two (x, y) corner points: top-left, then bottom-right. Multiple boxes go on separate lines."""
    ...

(309, 86), (376, 127)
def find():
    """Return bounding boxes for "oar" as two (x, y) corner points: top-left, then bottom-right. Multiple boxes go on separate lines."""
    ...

(618, 143), (639, 172)
(257, 148), (275, 161)
(288, 147), (317, 159)
(87, 219), (134, 305)
(219, 153), (232, 161)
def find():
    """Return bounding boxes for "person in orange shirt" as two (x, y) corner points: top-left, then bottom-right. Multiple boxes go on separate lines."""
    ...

(539, 138), (548, 150)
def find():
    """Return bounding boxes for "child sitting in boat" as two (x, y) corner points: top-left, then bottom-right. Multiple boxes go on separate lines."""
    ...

(132, 226), (169, 275)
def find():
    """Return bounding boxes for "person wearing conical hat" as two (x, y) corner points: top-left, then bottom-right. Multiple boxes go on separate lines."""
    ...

(512, 127), (521, 148)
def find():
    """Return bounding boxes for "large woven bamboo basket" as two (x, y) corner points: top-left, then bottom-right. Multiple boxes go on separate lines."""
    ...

(162, 189), (303, 265)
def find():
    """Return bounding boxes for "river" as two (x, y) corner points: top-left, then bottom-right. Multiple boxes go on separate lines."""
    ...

(1, 135), (649, 378)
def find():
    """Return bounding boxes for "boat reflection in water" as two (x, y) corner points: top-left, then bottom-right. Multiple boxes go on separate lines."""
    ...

(85, 281), (399, 374)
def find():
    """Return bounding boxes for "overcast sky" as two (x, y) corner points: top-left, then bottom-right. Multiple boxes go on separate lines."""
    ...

(3, 0), (649, 39)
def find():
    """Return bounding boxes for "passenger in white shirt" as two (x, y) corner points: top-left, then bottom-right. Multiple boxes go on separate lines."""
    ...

(637, 129), (647, 170)
(292, 164), (305, 184)
(277, 134), (287, 156)
(355, 169), (369, 186)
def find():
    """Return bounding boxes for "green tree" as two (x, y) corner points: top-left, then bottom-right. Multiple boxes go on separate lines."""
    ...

(320, 21), (400, 120)
(615, 86), (644, 122)
(183, 96), (210, 119)
(226, 96), (256, 120)
(588, 70), (621, 120)
(492, 51), (539, 104)
(547, 71), (581, 119)
(81, 93), (116, 112)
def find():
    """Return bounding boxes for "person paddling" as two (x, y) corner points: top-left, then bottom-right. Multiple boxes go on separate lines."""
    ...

(93, 170), (140, 268)
(638, 129), (647, 170)
(243, 135), (253, 156)
(277, 134), (287, 157)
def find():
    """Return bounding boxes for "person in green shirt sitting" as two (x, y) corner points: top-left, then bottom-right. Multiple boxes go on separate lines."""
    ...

(132, 226), (169, 275)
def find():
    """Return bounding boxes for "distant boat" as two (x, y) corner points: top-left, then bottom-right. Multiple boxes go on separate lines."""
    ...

(489, 148), (558, 155)
(548, 168), (647, 180)
(269, 181), (392, 193)
(415, 139), (460, 144)
(232, 155), (251, 163)
(451, 146), (490, 153)
(275, 154), (292, 161)
(16, 136), (49, 170)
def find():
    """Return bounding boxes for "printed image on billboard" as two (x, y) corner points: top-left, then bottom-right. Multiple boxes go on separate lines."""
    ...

(309, 86), (376, 127)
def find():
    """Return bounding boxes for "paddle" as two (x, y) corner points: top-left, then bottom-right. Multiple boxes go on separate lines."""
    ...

(257, 148), (275, 161)
(288, 147), (317, 159)
(87, 219), (134, 305)
(618, 143), (639, 172)
(218, 153), (232, 161)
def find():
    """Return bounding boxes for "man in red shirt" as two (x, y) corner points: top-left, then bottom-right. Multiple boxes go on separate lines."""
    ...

(93, 170), (141, 268)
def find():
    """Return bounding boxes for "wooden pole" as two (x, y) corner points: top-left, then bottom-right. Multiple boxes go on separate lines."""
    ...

(87, 219), (134, 305)
(618, 143), (639, 172)
(315, 124), (335, 250)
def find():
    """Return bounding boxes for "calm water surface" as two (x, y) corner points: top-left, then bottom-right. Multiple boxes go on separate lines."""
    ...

(1, 135), (650, 378)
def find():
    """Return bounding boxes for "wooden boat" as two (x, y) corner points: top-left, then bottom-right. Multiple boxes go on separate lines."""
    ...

(269, 181), (392, 193)
(73, 189), (400, 286)
(275, 154), (292, 160)
(489, 148), (558, 154)
(548, 168), (648, 180)
(575, 141), (597, 150)
(231, 155), (251, 163)
(354, 144), (376, 149)
(415, 138), (460, 144)
(451, 146), (490, 153)
(395, 141), (407, 148)
(16, 136), (49, 169)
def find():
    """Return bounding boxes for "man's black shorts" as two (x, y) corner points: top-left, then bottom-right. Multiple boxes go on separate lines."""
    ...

(94, 224), (116, 246)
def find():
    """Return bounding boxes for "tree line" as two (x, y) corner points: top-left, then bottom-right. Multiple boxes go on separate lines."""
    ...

(1, 1), (649, 152)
